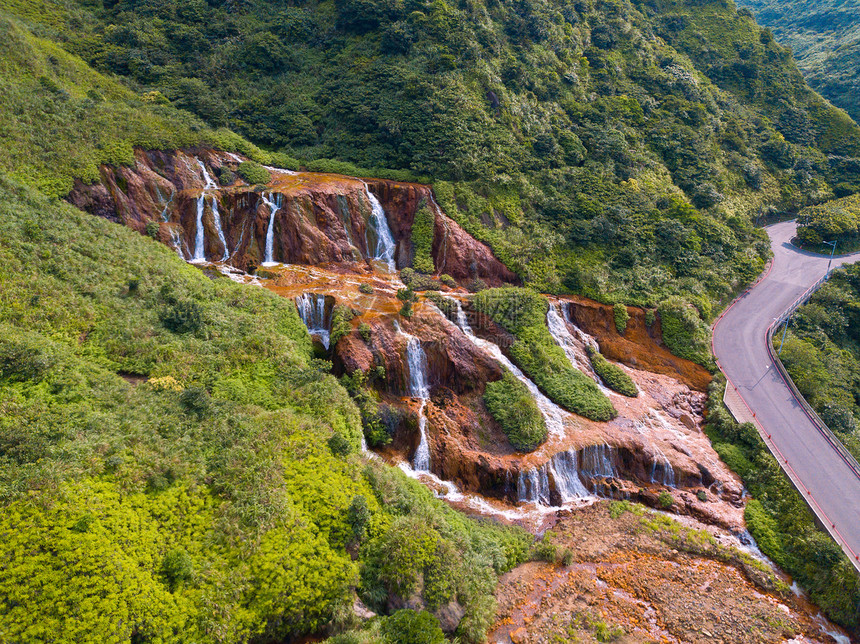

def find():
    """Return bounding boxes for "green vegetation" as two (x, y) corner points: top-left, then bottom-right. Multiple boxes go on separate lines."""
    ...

(738, 0), (860, 124)
(657, 297), (713, 366)
(776, 265), (860, 462)
(586, 347), (638, 397)
(657, 490), (675, 509)
(7, 0), (860, 311)
(359, 283), (374, 294)
(796, 193), (860, 252)
(411, 200), (435, 274)
(613, 303), (629, 334)
(0, 175), (530, 641)
(484, 371), (548, 451)
(473, 288), (616, 421)
(705, 377), (860, 628)
(237, 161), (272, 186)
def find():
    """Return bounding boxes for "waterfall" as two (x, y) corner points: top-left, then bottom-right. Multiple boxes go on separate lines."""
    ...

(517, 467), (551, 504)
(547, 302), (590, 371)
(362, 183), (396, 271)
(197, 159), (218, 189)
(295, 293), (331, 349)
(453, 299), (473, 334)
(395, 322), (432, 470)
(210, 197), (229, 262)
(262, 193), (282, 266)
(579, 444), (617, 480)
(440, 299), (565, 440)
(550, 449), (591, 501)
(169, 228), (185, 259)
(636, 414), (678, 489)
(191, 195), (206, 263)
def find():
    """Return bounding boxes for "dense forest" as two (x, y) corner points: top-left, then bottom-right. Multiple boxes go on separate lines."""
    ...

(738, 0), (860, 125)
(3, 0), (860, 639)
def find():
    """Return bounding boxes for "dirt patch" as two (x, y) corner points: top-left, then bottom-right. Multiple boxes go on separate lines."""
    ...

(490, 502), (850, 644)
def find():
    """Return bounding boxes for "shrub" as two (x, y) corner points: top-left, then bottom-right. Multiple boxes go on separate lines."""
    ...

(330, 305), (355, 347)
(160, 299), (204, 334)
(237, 161), (271, 185)
(358, 322), (372, 342)
(411, 200), (435, 274)
(613, 303), (629, 334)
(658, 490), (674, 508)
(358, 283), (374, 294)
(217, 166), (236, 186)
(180, 387), (210, 419)
(531, 534), (557, 562)
(484, 371), (547, 451)
(161, 549), (193, 590)
(440, 274), (457, 288)
(328, 431), (353, 456)
(145, 221), (160, 239)
(0, 330), (56, 382)
(645, 309), (656, 327)
(697, 490), (707, 502)
(467, 278), (488, 293)
(380, 610), (446, 644)
(657, 297), (712, 366)
(561, 548), (574, 566)
(587, 347), (637, 397)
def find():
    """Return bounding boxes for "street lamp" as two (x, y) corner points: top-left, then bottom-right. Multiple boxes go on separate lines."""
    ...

(823, 240), (837, 275)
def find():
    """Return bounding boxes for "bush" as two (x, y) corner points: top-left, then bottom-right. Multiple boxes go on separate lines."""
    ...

(180, 386), (210, 419)
(484, 371), (547, 451)
(613, 303), (629, 334)
(159, 298), (204, 334)
(380, 610), (446, 644)
(645, 309), (656, 327)
(658, 490), (674, 508)
(531, 534), (557, 562)
(411, 200), (435, 274)
(587, 347), (637, 397)
(161, 548), (193, 590)
(697, 490), (707, 502)
(330, 305), (355, 347)
(657, 297), (712, 366)
(358, 322), (372, 342)
(145, 221), (160, 239)
(440, 274), (457, 288)
(237, 161), (271, 185)
(744, 499), (785, 567)
(358, 283), (374, 294)
(328, 431), (353, 456)
(217, 166), (236, 186)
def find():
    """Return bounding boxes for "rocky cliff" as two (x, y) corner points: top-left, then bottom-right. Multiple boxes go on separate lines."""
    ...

(68, 148), (517, 285)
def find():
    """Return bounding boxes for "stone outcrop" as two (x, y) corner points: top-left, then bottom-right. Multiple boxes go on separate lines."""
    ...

(68, 148), (517, 285)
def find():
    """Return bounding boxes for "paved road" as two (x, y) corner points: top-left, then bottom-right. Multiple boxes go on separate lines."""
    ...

(712, 221), (860, 571)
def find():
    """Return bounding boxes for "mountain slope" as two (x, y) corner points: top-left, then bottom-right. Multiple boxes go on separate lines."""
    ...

(737, 0), (860, 127)
(6, 0), (860, 307)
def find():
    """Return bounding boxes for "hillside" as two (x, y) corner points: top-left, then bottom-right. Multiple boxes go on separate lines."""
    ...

(2, 0), (860, 640)
(737, 0), (860, 127)
(6, 0), (860, 307)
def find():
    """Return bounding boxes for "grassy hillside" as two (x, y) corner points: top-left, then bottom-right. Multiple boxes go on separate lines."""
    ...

(6, 0), (860, 312)
(0, 175), (529, 642)
(737, 0), (860, 126)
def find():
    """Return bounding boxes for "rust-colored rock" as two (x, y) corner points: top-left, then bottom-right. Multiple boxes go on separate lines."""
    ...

(562, 296), (712, 392)
(68, 148), (518, 286)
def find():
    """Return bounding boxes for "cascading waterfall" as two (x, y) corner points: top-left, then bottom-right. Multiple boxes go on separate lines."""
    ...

(190, 159), (227, 263)
(453, 299), (473, 334)
(262, 193), (282, 266)
(550, 450), (591, 501)
(547, 302), (590, 372)
(579, 444), (617, 480)
(295, 293), (331, 349)
(517, 467), (551, 505)
(362, 183), (397, 271)
(395, 322), (432, 470)
(191, 195), (206, 263)
(441, 298), (565, 440)
(637, 413), (677, 488)
(169, 228), (186, 259)
(210, 197), (229, 262)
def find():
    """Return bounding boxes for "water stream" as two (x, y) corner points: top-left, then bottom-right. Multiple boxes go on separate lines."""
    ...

(394, 321), (432, 470)
(262, 192), (282, 266)
(295, 293), (331, 349)
(362, 183), (397, 271)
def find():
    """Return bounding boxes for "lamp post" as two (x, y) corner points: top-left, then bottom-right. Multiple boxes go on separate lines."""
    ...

(824, 240), (837, 276)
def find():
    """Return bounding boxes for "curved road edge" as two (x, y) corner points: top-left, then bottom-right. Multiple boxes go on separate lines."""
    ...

(711, 223), (860, 574)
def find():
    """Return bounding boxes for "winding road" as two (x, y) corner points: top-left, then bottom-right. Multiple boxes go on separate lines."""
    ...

(713, 221), (860, 572)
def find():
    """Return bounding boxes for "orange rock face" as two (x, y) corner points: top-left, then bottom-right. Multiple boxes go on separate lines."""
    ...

(68, 148), (517, 285)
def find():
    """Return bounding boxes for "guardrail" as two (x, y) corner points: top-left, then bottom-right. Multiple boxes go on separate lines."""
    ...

(713, 259), (860, 573)
(767, 273), (860, 482)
